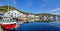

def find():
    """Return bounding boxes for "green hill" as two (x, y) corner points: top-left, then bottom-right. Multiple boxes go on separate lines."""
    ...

(34, 13), (58, 16)
(0, 6), (16, 12)
(0, 5), (29, 14)
(0, 6), (59, 16)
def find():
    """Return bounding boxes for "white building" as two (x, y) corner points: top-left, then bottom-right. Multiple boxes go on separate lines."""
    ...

(4, 10), (23, 18)
(43, 16), (47, 21)
(49, 16), (53, 20)
(35, 16), (40, 21)
(28, 14), (35, 22)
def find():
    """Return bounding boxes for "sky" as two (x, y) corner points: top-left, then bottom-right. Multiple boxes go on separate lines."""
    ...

(0, 0), (60, 15)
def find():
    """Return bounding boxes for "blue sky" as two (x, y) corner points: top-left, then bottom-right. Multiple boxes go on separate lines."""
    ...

(0, 0), (60, 15)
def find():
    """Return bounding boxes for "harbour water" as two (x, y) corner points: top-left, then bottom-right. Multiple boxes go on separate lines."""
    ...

(16, 21), (60, 31)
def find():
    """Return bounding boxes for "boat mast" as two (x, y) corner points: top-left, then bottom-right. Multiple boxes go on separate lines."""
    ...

(8, 4), (11, 21)
(8, 4), (9, 12)
(3, 3), (10, 22)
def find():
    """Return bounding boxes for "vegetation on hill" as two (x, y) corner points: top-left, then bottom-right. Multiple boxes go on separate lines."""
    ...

(0, 6), (16, 12)
(0, 5), (29, 14)
(34, 13), (56, 16)
(0, 6), (59, 16)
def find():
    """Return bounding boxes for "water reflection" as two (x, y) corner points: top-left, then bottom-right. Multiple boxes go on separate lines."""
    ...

(16, 21), (60, 31)
(49, 20), (60, 27)
(16, 16), (60, 31)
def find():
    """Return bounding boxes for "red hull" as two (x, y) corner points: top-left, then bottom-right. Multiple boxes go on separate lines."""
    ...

(1, 23), (16, 29)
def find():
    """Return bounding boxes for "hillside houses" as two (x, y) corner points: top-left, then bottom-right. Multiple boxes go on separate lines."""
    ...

(0, 6), (60, 22)
(0, 9), (60, 22)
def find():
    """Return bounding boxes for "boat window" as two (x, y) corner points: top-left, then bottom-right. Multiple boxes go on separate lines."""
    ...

(1, 18), (16, 23)
(0, 19), (3, 22)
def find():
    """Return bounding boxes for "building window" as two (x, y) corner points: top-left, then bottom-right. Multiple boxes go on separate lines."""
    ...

(12, 13), (13, 15)
(8, 13), (9, 14)
(15, 13), (16, 15)
(8, 12), (10, 14)
(15, 16), (16, 17)
(17, 14), (19, 15)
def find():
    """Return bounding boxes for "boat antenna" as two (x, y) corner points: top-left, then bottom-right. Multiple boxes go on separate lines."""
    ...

(8, 4), (9, 12)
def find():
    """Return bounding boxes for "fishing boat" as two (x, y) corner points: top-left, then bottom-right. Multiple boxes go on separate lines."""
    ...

(0, 3), (17, 31)
(0, 16), (16, 31)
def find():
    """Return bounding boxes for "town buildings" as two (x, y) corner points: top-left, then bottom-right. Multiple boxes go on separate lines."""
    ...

(0, 10), (60, 23)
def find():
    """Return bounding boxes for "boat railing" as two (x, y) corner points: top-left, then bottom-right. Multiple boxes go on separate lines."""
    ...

(0, 19), (16, 23)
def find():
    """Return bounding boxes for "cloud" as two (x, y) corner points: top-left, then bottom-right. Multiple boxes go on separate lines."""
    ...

(47, 8), (60, 15)
(51, 12), (60, 15)
(0, 5), (4, 6)
(48, 8), (60, 12)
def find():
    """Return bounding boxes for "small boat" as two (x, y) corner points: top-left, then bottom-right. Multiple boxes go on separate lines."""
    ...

(0, 17), (16, 31)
